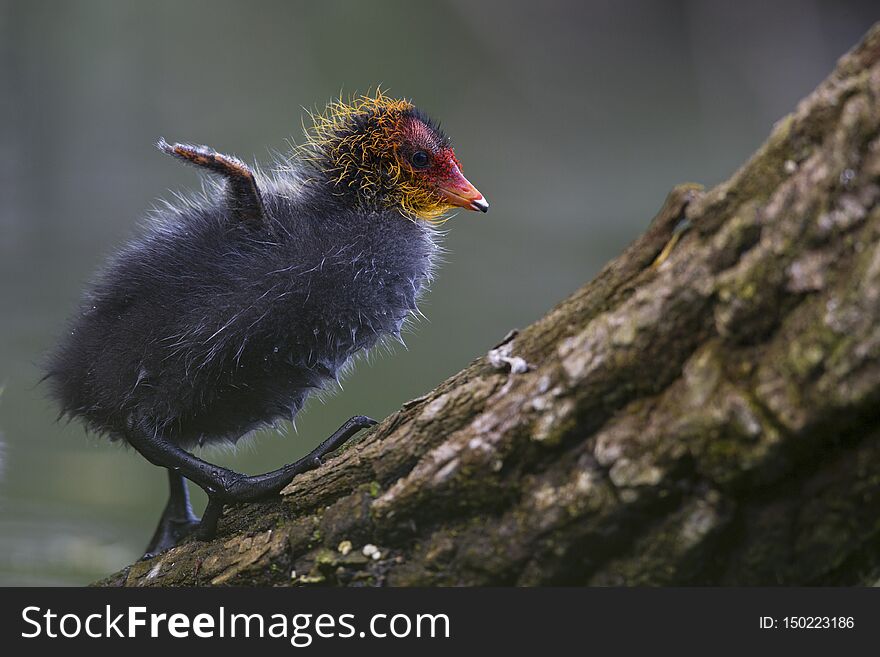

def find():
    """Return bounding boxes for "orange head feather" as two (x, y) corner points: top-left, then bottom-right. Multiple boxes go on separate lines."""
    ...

(300, 90), (487, 222)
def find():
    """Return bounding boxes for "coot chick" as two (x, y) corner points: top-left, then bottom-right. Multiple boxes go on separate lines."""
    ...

(45, 91), (488, 557)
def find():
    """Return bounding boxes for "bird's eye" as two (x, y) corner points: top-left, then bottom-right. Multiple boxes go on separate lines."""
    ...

(410, 151), (430, 168)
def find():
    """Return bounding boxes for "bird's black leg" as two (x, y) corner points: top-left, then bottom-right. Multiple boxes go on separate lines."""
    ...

(196, 497), (226, 542)
(142, 469), (201, 559)
(157, 139), (268, 228)
(128, 416), (377, 552)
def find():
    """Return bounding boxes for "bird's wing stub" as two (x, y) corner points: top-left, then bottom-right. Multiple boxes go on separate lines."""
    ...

(157, 139), (271, 231)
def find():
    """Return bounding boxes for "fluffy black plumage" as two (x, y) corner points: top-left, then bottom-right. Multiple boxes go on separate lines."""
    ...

(46, 169), (436, 449)
(44, 94), (486, 557)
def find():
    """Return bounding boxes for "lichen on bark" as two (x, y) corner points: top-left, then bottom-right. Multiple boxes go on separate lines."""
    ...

(98, 23), (880, 587)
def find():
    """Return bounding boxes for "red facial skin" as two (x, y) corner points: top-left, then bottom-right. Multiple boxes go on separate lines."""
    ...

(431, 149), (487, 212)
(398, 117), (488, 213)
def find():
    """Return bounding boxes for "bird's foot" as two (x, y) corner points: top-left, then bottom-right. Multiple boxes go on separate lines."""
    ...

(141, 515), (201, 560)
(304, 415), (378, 465)
(135, 416), (380, 551)
(200, 415), (379, 542)
(140, 469), (201, 560)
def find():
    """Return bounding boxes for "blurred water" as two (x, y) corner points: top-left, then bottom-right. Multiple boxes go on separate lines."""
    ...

(0, 0), (876, 584)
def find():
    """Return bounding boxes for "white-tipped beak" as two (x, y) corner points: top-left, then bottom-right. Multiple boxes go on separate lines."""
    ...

(437, 163), (489, 214)
(471, 197), (489, 213)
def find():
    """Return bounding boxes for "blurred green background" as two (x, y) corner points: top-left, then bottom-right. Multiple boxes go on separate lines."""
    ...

(1, 0), (877, 584)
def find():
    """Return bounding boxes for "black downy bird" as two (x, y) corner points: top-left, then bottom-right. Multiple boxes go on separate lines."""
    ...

(45, 91), (488, 558)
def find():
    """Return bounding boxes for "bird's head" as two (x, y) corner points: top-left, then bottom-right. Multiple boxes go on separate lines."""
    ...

(301, 91), (488, 222)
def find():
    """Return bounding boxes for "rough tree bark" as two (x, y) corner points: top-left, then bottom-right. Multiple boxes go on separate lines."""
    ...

(100, 24), (880, 586)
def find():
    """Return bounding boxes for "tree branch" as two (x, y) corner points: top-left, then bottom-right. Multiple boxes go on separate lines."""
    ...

(99, 23), (880, 586)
